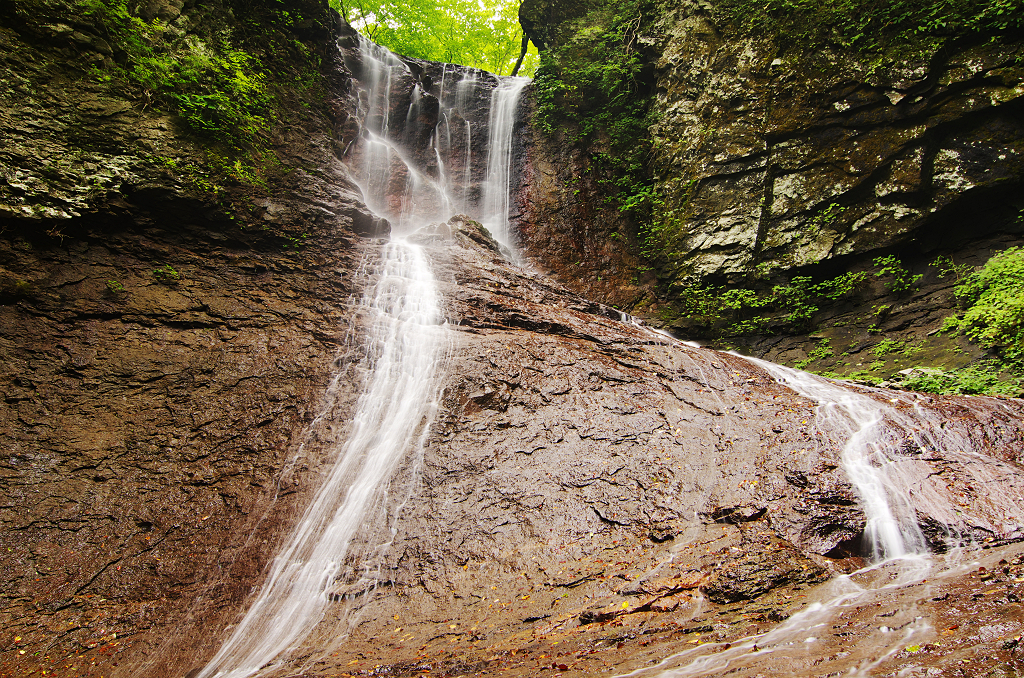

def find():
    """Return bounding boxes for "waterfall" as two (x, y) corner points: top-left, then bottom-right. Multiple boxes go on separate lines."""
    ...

(743, 358), (928, 560)
(192, 32), (528, 678)
(480, 77), (530, 252)
(195, 241), (444, 678)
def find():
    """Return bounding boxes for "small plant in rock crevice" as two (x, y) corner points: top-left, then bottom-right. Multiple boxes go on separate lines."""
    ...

(873, 255), (922, 296)
(153, 264), (181, 283)
(796, 337), (834, 369)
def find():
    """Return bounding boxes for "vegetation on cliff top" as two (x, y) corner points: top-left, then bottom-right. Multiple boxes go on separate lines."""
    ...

(716, 0), (1024, 53)
(331, 0), (538, 76)
(532, 0), (659, 231)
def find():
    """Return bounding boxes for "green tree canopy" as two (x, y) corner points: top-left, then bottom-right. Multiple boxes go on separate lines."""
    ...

(331, 0), (538, 76)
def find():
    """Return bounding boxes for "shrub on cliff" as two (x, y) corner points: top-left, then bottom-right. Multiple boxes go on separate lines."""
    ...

(4, 0), (328, 177)
(949, 246), (1024, 358)
(532, 0), (659, 231)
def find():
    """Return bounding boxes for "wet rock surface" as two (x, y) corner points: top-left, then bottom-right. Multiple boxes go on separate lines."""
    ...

(0, 207), (388, 676)
(253, 219), (1024, 678)
(4, 207), (1024, 677)
(3, 2), (1024, 677)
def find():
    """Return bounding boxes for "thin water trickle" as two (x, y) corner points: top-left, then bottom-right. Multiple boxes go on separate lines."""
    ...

(745, 357), (929, 560)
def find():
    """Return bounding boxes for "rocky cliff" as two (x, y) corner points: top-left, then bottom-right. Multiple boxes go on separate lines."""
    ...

(4, 1), (1024, 678)
(0, 0), (384, 673)
(517, 0), (1024, 387)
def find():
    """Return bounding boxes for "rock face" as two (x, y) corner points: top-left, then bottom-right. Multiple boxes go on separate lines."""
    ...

(4, 3), (1024, 678)
(512, 94), (655, 311)
(223, 216), (1024, 678)
(647, 5), (1024, 283)
(516, 0), (1024, 372)
(0, 1), (388, 674)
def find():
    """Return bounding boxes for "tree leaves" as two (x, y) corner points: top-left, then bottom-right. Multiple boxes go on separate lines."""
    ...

(332, 0), (538, 76)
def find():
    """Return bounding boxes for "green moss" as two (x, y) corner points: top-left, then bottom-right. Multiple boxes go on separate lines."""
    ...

(712, 0), (1023, 56)
(7, 0), (328, 194)
(900, 361), (1024, 397)
(70, 0), (276, 152)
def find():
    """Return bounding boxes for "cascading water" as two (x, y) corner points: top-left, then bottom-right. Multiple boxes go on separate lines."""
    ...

(746, 358), (929, 561)
(196, 242), (444, 678)
(480, 77), (530, 252)
(193, 32), (528, 678)
(620, 353), (1024, 677)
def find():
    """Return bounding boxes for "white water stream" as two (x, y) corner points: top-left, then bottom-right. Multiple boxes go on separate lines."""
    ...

(194, 34), (528, 678)
(481, 78), (530, 251)
(622, 354), (1024, 677)
(747, 357), (929, 560)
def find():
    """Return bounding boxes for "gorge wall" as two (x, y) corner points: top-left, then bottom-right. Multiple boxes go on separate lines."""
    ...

(517, 0), (1024, 385)
(3, 1), (1024, 677)
(0, 0), (387, 673)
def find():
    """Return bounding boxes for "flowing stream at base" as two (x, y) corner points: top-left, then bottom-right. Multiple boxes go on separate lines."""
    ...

(195, 33), (528, 678)
(622, 355), (1014, 677)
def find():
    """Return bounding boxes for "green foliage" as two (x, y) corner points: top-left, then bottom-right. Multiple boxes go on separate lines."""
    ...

(74, 0), (274, 153)
(871, 337), (905, 358)
(930, 255), (974, 281)
(532, 0), (658, 229)
(669, 268), (868, 337)
(950, 246), (1024, 357)
(900, 361), (1022, 396)
(873, 255), (922, 296)
(807, 203), (848, 233)
(105, 279), (126, 294)
(714, 0), (1024, 55)
(817, 271), (869, 300)
(334, 0), (536, 76)
(796, 338), (834, 369)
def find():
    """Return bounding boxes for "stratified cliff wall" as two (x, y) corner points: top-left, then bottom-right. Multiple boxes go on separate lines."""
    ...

(517, 0), (1024, 380)
(0, 0), (386, 672)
